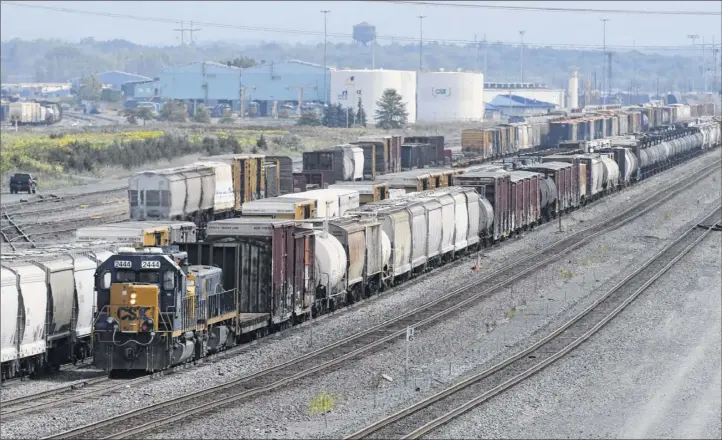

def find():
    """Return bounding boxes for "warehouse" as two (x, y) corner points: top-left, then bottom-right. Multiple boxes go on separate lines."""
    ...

(121, 79), (159, 101)
(485, 94), (556, 118)
(158, 61), (241, 112)
(416, 70), (485, 123)
(240, 60), (331, 117)
(330, 69), (417, 124)
(72, 71), (152, 91)
(484, 82), (565, 108)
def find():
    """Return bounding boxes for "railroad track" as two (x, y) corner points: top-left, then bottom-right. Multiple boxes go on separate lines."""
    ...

(43, 159), (722, 440)
(347, 204), (722, 440)
(1, 187), (126, 213)
(0, 374), (151, 419)
(0, 212), (36, 250)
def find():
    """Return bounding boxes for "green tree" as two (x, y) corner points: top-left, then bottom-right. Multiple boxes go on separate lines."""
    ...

(219, 115), (235, 124)
(356, 96), (367, 127)
(193, 104), (211, 123)
(73, 74), (102, 101)
(375, 88), (408, 129)
(160, 100), (188, 123)
(256, 134), (268, 150)
(224, 56), (257, 68)
(297, 111), (321, 126)
(123, 108), (138, 125)
(135, 107), (155, 126)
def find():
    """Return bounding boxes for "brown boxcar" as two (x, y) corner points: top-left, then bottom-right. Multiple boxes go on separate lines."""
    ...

(508, 170), (541, 229)
(182, 218), (315, 325)
(404, 135), (445, 166)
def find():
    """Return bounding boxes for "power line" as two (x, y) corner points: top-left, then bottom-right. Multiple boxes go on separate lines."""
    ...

(2, 1), (719, 52)
(386, 1), (722, 16)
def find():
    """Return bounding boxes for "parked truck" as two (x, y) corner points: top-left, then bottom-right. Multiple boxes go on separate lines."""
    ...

(9, 173), (37, 194)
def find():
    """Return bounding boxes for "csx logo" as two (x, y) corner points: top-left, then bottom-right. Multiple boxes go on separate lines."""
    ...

(117, 307), (152, 321)
(433, 88), (451, 96)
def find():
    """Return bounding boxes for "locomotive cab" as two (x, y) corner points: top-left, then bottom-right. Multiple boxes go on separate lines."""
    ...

(93, 247), (239, 373)
(93, 247), (191, 372)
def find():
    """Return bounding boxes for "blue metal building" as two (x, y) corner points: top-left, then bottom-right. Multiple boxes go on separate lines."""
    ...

(486, 94), (556, 118)
(72, 71), (152, 91)
(122, 79), (159, 101)
(158, 61), (241, 102)
(240, 60), (330, 103)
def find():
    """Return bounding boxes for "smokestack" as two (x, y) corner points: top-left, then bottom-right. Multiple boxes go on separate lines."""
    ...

(568, 70), (580, 110)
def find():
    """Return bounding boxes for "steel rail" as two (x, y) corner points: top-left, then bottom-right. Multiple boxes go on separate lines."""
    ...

(348, 205), (721, 440)
(42, 159), (721, 440)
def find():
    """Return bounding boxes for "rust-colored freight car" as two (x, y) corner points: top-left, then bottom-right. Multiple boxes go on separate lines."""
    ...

(508, 170), (541, 231)
(404, 135), (445, 166)
(356, 135), (402, 174)
(453, 171), (511, 241)
(182, 218), (316, 325)
(526, 161), (579, 213)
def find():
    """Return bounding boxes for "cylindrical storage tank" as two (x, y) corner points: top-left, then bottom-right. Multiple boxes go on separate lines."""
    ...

(314, 232), (348, 290)
(331, 69), (417, 124)
(567, 71), (579, 109)
(416, 71), (484, 122)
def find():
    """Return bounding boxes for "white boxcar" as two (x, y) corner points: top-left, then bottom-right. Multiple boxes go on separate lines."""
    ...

(331, 69), (417, 124)
(195, 161), (235, 213)
(6, 263), (48, 359)
(416, 71), (484, 123)
(1, 268), (19, 365)
(69, 254), (98, 339)
(34, 259), (76, 342)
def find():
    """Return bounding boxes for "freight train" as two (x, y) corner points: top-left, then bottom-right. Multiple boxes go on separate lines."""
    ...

(89, 119), (720, 373)
(1, 101), (62, 125)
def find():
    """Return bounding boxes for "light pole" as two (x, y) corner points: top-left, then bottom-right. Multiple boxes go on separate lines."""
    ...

(519, 30), (526, 84)
(418, 15), (426, 71)
(687, 34), (699, 92)
(600, 18), (609, 104)
(322, 10), (330, 106)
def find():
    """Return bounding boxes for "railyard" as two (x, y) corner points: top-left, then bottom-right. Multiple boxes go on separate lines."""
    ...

(1, 145), (719, 439)
(2, 1), (721, 436)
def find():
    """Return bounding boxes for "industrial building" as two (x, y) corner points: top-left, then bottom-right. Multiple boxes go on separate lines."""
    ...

(72, 70), (152, 91)
(485, 94), (556, 118)
(330, 69), (417, 124)
(240, 60), (331, 116)
(483, 83), (565, 109)
(158, 61), (240, 106)
(156, 60), (333, 117)
(121, 79), (159, 101)
(416, 70), (484, 123)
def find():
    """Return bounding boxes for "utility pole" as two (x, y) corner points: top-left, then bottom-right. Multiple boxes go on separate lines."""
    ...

(607, 51), (612, 100)
(519, 30), (526, 84)
(688, 34), (699, 92)
(187, 21), (201, 45)
(173, 21), (186, 46)
(418, 15), (426, 71)
(474, 34), (479, 72)
(713, 38), (720, 97)
(600, 18), (609, 105)
(483, 34), (488, 78)
(322, 10), (330, 106)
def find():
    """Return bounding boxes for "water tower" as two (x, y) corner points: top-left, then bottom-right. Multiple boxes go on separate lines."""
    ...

(353, 22), (377, 69)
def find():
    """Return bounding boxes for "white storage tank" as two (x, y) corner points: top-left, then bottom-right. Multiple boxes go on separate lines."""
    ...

(314, 232), (348, 292)
(416, 70), (484, 122)
(568, 70), (579, 109)
(330, 69), (417, 124)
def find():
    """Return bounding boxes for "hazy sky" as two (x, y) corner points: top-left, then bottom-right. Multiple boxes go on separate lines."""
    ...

(1, 1), (720, 52)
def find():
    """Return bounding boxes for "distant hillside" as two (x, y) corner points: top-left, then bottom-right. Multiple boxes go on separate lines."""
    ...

(0, 37), (700, 93)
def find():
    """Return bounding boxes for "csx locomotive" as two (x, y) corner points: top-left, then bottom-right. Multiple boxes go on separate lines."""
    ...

(92, 246), (240, 372)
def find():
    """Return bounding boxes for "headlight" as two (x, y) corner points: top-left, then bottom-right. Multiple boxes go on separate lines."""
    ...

(106, 316), (114, 324)
(130, 299), (136, 305)
(130, 293), (137, 299)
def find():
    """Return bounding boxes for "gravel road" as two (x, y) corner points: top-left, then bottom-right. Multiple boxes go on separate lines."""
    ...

(431, 232), (722, 440)
(1, 150), (719, 439)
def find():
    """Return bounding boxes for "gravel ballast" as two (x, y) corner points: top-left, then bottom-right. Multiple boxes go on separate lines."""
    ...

(431, 233), (722, 440)
(1, 150), (719, 439)
(142, 167), (720, 440)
